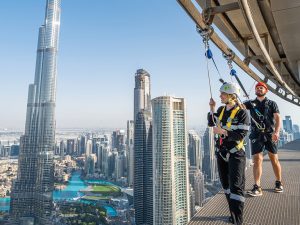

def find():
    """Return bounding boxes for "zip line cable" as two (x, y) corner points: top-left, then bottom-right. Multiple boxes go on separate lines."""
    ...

(223, 51), (266, 131)
(205, 48), (213, 99)
(197, 26), (225, 84)
(248, 80), (256, 96)
(197, 25), (219, 126)
(197, 26), (264, 131)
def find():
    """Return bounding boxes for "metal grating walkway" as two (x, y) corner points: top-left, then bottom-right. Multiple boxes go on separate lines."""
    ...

(189, 148), (300, 225)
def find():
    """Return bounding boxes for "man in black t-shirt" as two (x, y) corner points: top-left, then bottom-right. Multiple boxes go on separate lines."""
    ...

(243, 82), (283, 196)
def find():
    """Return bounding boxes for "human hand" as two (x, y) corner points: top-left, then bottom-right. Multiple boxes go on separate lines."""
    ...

(213, 127), (227, 136)
(272, 131), (279, 142)
(209, 98), (216, 112)
(240, 104), (246, 110)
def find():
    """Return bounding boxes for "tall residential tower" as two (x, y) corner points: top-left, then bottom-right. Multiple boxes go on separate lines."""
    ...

(152, 96), (190, 225)
(10, 0), (61, 224)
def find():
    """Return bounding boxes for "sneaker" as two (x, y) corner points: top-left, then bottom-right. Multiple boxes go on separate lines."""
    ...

(228, 216), (234, 224)
(248, 184), (263, 197)
(274, 181), (283, 193)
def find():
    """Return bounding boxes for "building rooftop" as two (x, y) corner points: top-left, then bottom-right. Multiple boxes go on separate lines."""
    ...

(189, 142), (300, 225)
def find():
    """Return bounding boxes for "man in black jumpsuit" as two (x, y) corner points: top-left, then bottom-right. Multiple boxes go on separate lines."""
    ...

(243, 82), (283, 196)
(208, 82), (250, 225)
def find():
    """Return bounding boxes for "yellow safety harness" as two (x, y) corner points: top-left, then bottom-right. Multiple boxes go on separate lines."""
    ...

(218, 106), (244, 151)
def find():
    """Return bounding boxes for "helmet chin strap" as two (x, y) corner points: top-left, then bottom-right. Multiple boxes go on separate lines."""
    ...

(225, 97), (236, 106)
(227, 98), (233, 104)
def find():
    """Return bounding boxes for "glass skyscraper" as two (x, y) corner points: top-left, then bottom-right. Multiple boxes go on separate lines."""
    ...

(202, 127), (218, 183)
(134, 69), (151, 121)
(134, 111), (153, 225)
(133, 69), (153, 225)
(126, 120), (134, 186)
(188, 130), (202, 170)
(152, 96), (190, 225)
(10, 0), (61, 224)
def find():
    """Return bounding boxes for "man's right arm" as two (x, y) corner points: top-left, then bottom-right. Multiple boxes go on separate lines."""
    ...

(242, 100), (251, 110)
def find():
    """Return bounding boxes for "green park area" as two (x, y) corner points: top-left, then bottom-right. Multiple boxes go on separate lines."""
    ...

(80, 183), (122, 199)
(81, 196), (109, 201)
(91, 185), (120, 195)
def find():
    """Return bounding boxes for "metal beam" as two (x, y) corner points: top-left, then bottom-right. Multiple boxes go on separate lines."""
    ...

(238, 0), (295, 95)
(244, 55), (265, 65)
(177, 0), (300, 106)
(196, 0), (240, 41)
(210, 2), (240, 15)
(257, 0), (300, 88)
(202, 2), (240, 25)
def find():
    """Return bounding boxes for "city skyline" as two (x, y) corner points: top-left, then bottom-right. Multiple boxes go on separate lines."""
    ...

(0, 1), (299, 222)
(1, 0), (300, 130)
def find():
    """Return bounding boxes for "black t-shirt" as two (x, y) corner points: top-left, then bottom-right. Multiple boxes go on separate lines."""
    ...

(244, 97), (279, 132)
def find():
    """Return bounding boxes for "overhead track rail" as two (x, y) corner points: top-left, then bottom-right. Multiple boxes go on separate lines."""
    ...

(177, 0), (300, 106)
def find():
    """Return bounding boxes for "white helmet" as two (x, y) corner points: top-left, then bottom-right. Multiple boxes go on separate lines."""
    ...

(219, 82), (240, 96)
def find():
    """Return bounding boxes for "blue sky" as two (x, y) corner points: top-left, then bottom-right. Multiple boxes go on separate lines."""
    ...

(0, 0), (299, 130)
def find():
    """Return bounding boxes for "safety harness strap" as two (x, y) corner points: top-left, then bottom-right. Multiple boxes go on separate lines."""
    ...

(218, 106), (240, 129)
(218, 106), (245, 152)
(250, 99), (271, 132)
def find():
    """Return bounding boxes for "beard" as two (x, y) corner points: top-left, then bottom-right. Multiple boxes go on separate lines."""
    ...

(256, 92), (266, 97)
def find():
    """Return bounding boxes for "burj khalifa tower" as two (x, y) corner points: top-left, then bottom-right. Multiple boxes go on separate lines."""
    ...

(10, 0), (61, 224)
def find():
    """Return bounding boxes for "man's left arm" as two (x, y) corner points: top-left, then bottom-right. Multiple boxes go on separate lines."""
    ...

(273, 112), (281, 142)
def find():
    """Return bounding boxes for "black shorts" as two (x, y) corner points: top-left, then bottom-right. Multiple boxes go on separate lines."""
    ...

(250, 133), (278, 155)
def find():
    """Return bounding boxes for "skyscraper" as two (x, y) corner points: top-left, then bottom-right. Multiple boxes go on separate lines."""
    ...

(127, 120), (134, 186)
(190, 185), (196, 217)
(202, 127), (218, 183)
(112, 130), (126, 152)
(293, 124), (300, 140)
(133, 69), (153, 225)
(85, 154), (97, 176)
(80, 135), (87, 155)
(293, 124), (300, 133)
(100, 145), (110, 175)
(283, 116), (293, 133)
(115, 152), (127, 180)
(84, 140), (93, 175)
(86, 139), (92, 156)
(60, 140), (65, 158)
(134, 69), (151, 121)
(189, 166), (205, 207)
(134, 111), (153, 225)
(152, 96), (190, 225)
(66, 139), (75, 156)
(10, 0), (61, 224)
(188, 130), (202, 170)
